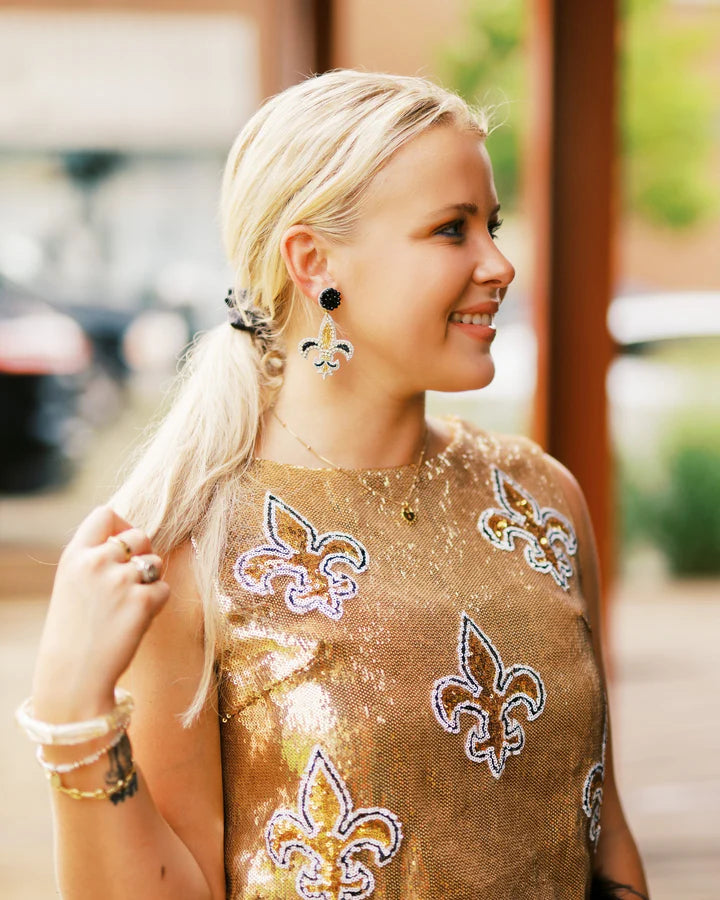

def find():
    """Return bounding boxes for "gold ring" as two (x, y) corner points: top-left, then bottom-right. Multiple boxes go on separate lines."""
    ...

(130, 555), (160, 584)
(108, 535), (133, 561)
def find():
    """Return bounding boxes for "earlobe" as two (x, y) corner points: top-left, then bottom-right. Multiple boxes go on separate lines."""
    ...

(280, 225), (332, 302)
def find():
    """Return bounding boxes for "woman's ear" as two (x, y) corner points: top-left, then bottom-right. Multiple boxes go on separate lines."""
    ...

(280, 225), (333, 302)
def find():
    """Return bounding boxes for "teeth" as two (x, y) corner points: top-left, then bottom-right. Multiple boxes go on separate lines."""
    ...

(450, 311), (495, 326)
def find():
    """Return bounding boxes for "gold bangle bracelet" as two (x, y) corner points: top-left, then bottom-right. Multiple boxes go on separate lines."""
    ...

(47, 764), (137, 801)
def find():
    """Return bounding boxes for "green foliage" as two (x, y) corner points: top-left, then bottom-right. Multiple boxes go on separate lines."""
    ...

(439, 0), (720, 228)
(621, 0), (719, 228)
(618, 422), (720, 575)
(439, 0), (525, 207)
(652, 429), (720, 575)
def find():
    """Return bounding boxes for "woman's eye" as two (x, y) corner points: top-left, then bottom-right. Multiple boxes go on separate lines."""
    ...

(488, 217), (504, 241)
(435, 219), (466, 239)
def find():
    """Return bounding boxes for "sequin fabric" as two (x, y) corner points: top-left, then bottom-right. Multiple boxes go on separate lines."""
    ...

(214, 416), (605, 898)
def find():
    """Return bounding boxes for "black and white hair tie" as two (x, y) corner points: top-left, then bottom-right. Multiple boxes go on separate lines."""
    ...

(225, 288), (273, 342)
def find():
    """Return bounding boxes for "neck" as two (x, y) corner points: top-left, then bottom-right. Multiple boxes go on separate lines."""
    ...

(256, 340), (431, 469)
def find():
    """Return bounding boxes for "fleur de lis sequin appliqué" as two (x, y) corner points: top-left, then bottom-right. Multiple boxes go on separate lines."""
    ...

(266, 745), (402, 900)
(583, 716), (608, 850)
(299, 313), (354, 379)
(432, 613), (546, 779)
(478, 466), (578, 590)
(235, 493), (368, 621)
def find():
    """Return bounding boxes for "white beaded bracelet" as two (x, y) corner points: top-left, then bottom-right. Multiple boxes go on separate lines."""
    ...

(36, 727), (127, 774)
(15, 688), (134, 746)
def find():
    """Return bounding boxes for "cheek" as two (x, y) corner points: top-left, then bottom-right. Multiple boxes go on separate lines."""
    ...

(353, 279), (450, 347)
(343, 244), (468, 348)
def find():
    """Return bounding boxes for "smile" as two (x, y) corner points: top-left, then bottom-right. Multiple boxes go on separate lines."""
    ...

(449, 311), (495, 326)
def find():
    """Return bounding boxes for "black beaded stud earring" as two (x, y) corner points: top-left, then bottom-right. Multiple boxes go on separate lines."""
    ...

(298, 287), (354, 379)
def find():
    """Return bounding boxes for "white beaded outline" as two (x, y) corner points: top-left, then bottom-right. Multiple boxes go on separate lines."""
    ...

(266, 744), (403, 900)
(432, 612), (546, 779)
(234, 492), (368, 621)
(477, 466), (578, 591)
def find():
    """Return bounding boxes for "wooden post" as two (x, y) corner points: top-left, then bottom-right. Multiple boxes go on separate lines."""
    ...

(528, 0), (619, 617)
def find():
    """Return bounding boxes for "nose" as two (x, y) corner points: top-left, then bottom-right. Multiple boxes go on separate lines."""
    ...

(473, 241), (515, 299)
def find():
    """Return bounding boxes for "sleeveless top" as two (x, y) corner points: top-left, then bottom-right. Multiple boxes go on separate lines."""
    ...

(212, 416), (606, 899)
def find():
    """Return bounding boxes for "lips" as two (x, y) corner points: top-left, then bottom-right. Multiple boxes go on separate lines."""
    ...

(448, 300), (499, 340)
(450, 301), (499, 318)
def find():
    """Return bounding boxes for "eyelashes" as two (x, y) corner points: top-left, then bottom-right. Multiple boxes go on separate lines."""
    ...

(434, 217), (504, 241)
(488, 217), (504, 240)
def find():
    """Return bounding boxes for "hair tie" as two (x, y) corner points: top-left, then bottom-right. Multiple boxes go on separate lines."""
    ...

(225, 288), (273, 342)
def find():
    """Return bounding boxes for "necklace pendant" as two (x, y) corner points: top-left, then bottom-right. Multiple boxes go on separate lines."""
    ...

(401, 504), (417, 524)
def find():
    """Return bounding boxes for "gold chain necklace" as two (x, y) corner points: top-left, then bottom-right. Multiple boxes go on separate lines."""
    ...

(270, 410), (428, 524)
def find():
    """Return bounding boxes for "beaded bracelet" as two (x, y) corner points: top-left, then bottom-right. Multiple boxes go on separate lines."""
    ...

(15, 688), (134, 746)
(47, 764), (137, 801)
(35, 727), (127, 775)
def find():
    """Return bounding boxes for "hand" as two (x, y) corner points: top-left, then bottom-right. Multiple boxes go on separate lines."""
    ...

(32, 506), (170, 722)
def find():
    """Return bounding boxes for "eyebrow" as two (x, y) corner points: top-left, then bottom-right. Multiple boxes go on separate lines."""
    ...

(427, 202), (502, 219)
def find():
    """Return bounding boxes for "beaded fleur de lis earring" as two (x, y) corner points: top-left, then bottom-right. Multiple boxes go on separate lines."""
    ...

(298, 287), (354, 379)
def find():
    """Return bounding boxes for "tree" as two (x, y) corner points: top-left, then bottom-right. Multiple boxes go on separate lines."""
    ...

(439, 0), (720, 228)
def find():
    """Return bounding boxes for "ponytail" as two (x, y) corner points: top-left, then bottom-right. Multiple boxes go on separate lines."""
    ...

(109, 321), (281, 722)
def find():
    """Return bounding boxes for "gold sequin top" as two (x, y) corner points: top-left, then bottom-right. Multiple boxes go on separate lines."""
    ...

(213, 416), (606, 899)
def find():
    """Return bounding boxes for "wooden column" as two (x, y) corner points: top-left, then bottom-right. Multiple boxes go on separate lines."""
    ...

(313, 0), (334, 73)
(528, 0), (619, 613)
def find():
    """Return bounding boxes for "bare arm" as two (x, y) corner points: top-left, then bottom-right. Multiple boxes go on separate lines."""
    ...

(545, 455), (650, 898)
(30, 508), (225, 900)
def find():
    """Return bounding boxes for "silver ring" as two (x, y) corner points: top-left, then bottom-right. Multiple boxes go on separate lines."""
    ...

(130, 555), (160, 584)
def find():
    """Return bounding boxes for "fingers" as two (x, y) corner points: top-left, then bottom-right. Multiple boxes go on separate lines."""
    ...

(82, 550), (169, 618)
(71, 506), (134, 549)
(128, 554), (164, 585)
(126, 579), (171, 618)
(103, 528), (155, 562)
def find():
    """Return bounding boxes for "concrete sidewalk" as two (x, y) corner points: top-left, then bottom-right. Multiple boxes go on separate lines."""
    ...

(609, 576), (720, 900)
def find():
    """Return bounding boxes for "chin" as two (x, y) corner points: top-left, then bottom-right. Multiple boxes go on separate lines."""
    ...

(424, 357), (496, 393)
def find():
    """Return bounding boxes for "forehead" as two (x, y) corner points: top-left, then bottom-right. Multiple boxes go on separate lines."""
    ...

(360, 126), (496, 221)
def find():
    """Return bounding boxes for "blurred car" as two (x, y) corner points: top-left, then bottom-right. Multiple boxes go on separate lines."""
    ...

(60, 302), (137, 383)
(0, 277), (92, 493)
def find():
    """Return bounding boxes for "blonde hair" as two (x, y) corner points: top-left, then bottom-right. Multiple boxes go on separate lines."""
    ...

(109, 69), (488, 723)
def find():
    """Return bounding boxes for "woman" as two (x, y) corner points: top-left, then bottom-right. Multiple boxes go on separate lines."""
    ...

(21, 70), (648, 899)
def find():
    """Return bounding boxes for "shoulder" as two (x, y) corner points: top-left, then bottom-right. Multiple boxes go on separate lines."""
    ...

(537, 451), (602, 633)
(533, 452), (595, 569)
(442, 415), (590, 520)
(447, 416), (549, 472)
(457, 418), (583, 499)
(452, 421), (599, 591)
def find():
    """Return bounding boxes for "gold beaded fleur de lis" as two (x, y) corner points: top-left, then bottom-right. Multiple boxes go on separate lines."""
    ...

(266, 746), (402, 900)
(299, 287), (354, 379)
(235, 493), (368, 621)
(478, 466), (578, 590)
(433, 613), (546, 779)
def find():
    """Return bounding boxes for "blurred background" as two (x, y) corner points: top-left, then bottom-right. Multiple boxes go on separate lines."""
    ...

(1, 1), (718, 897)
